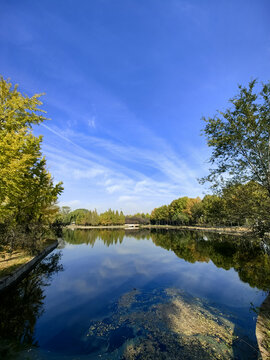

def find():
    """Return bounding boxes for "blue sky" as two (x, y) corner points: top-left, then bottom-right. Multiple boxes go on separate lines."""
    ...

(1, 0), (270, 213)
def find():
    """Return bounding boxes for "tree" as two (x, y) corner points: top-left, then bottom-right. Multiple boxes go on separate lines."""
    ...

(119, 211), (125, 225)
(171, 212), (189, 225)
(0, 77), (63, 247)
(150, 205), (169, 225)
(61, 206), (71, 216)
(201, 80), (270, 194)
(190, 200), (204, 224)
(182, 197), (201, 223)
(222, 181), (270, 235)
(168, 197), (188, 221)
(201, 195), (226, 226)
(67, 209), (88, 224)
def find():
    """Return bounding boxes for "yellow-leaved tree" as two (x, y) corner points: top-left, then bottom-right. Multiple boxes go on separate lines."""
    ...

(0, 77), (63, 249)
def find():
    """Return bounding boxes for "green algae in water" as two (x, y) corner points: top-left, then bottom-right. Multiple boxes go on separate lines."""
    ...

(85, 288), (259, 359)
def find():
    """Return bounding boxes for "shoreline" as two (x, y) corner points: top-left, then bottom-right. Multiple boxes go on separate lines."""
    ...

(142, 225), (252, 236)
(67, 224), (127, 229)
(66, 224), (252, 236)
(256, 293), (270, 360)
(0, 240), (59, 293)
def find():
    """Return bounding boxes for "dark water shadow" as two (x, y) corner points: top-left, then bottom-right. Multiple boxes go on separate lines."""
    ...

(232, 326), (260, 359)
(0, 252), (63, 359)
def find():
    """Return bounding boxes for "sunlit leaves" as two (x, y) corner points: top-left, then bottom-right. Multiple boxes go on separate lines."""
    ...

(0, 77), (63, 243)
(201, 80), (270, 192)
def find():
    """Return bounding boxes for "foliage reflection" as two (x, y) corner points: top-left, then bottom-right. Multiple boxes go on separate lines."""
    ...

(64, 229), (270, 292)
(0, 252), (63, 359)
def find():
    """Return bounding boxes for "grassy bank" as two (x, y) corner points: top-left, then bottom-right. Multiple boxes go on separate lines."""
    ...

(0, 249), (32, 278)
(0, 239), (57, 278)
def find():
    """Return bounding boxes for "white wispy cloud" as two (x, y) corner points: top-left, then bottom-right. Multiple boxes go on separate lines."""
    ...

(88, 116), (96, 128)
(49, 125), (204, 188)
(73, 168), (105, 180)
(58, 199), (81, 207)
(40, 118), (206, 213)
(9, 42), (208, 213)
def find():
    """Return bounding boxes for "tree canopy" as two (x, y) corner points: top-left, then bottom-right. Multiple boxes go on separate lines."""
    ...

(150, 197), (201, 225)
(0, 77), (63, 248)
(201, 80), (270, 193)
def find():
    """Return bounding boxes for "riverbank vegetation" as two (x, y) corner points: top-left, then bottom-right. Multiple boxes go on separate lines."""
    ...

(151, 80), (270, 237)
(59, 179), (269, 237)
(201, 80), (270, 237)
(57, 207), (151, 226)
(150, 181), (270, 232)
(0, 239), (57, 278)
(0, 77), (63, 262)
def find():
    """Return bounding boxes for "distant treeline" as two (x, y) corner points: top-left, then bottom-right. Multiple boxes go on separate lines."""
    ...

(58, 181), (269, 235)
(57, 208), (151, 226)
(150, 181), (270, 235)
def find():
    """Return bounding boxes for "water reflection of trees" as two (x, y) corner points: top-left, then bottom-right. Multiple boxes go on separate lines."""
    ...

(65, 229), (270, 292)
(151, 230), (270, 292)
(0, 252), (63, 358)
(63, 229), (151, 247)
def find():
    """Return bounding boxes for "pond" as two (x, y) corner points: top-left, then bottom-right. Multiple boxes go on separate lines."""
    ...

(0, 229), (270, 359)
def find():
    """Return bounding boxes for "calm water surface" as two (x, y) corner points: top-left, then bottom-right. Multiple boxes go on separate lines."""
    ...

(1, 229), (269, 359)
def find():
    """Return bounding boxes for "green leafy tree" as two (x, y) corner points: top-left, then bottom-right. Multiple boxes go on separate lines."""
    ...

(125, 213), (150, 225)
(61, 206), (71, 216)
(182, 197), (201, 224)
(119, 211), (125, 225)
(201, 80), (270, 193)
(100, 209), (113, 226)
(190, 201), (204, 224)
(201, 195), (226, 226)
(67, 209), (88, 225)
(201, 80), (270, 234)
(222, 181), (270, 235)
(168, 197), (188, 221)
(171, 212), (189, 225)
(151, 205), (169, 225)
(86, 209), (100, 226)
(56, 206), (72, 225)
